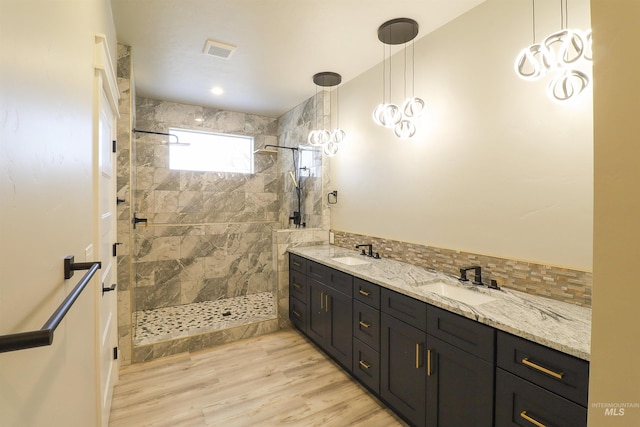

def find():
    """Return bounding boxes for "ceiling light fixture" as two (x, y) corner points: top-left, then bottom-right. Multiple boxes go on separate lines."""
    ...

(514, 0), (592, 102)
(210, 86), (224, 95)
(307, 72), (345, 157)
(373, 18), (425, 139)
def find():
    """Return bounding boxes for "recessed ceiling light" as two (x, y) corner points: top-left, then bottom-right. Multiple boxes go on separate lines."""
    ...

(211, 86), (224, 95)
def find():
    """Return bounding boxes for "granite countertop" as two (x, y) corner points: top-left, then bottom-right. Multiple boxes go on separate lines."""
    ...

(289, 245), (591, 361)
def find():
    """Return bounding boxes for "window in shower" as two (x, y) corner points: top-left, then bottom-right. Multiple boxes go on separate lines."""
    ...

(169, 127), (254, 173)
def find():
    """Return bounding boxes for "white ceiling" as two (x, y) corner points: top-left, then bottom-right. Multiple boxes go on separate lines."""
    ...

(110, 0), (485, 118)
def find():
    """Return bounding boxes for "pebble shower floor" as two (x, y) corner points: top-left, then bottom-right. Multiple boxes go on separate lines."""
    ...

(133, 292), (276, 346)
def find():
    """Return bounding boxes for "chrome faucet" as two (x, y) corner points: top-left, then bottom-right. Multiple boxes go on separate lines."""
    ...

(459, 266), (483, 285)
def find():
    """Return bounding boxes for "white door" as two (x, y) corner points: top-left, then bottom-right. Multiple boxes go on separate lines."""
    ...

(97, 81), (118, 425)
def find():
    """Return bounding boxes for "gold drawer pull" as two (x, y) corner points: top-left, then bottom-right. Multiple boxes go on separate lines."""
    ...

(520, 411), (547, 427)
(415, 343), (422, 369)
(521, 358), (564, 379)
(292, 282), (301, 289)
(427, 349), (432, 376)
(359, 360), (371, 369)
(292, 310), (302, 318)
(292, 261), (301, 267)
(358, 289), (371, 297)
(359, 321), (371, 328)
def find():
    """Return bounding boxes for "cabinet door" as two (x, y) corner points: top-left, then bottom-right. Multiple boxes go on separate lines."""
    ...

(325, 288), (353, 370)
(381, 313), (427, 427)
(306, 279), (327, 346)
(426, 335), (494, 427)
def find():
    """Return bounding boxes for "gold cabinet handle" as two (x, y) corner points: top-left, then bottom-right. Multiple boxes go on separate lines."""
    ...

(520, 411), (547, 427)
(358, 321), (371, 328)
(358, 289), (371, 296)
(325, 294), (330, 312)
(427, 349), (432, 376)
(292, 282), (301, 289)
(292, 310), (302, 318)
(521, 358), (564, 379)
(359, 360), (371, 369)
(320, 292), (324, 310)
(292, 261), (301, 267)
(415, 343), (422, 369)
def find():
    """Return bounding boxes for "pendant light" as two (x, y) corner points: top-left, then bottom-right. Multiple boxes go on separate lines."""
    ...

(373, 18), (425, 139)
(514, 0), (592, 102)
(307, 72), (345, 157)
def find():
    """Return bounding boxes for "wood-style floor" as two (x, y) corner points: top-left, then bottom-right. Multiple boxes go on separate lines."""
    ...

(109, 329), (408, 426)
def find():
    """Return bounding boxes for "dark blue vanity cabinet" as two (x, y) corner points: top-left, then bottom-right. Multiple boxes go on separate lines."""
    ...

(302, 257), (353, 370)
(288, 253), (588, 427)
(426, 305), (495, 427)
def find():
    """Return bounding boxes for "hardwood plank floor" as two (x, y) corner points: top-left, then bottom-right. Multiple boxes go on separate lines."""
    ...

(110, 329), (408, 427)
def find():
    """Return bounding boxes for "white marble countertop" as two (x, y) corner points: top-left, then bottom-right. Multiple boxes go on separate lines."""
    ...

(289, 245), (591, 361)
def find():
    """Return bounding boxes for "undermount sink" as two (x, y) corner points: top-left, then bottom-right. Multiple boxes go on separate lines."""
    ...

(420, 282), (496, 306)
(331, 256), (371, 266)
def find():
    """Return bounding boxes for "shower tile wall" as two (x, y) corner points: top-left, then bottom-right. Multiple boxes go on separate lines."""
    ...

(132, 97), (280, 314)
(277, 93), (329, 230)
(116, 44), (133, 364)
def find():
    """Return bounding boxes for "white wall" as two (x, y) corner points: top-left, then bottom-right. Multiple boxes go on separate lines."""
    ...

(330, 0), (593, 270)
(0, 1), (116, 426)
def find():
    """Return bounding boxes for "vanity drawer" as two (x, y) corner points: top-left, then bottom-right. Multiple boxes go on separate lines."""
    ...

(289, 269), (306, 301)
(325, 267), (353, 297)
(381, 288), (427, 332)
(353, 338), (380, 394)
(353, 300), (380, 351)
(496, 369), (587, 427)
(497, 331), (589, 406)
(289, 253), (306, 274)
(427, 304), (495, 363)
(289, 296), (306, 333)
(306, 260), (326, 282)
(353, 277), (381, 309)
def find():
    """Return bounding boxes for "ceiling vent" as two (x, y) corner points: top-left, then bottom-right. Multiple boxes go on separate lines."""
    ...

(203, 39), (236, 59)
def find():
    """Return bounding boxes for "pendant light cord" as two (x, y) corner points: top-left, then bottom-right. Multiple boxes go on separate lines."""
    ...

(532, 0), (536, 44)
(411, 39), (416, 98)
(403, 42), (407, 101)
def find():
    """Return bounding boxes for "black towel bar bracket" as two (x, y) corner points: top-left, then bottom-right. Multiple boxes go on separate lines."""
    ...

(64, 255), (101, 279)
(0, 256), (101, 353)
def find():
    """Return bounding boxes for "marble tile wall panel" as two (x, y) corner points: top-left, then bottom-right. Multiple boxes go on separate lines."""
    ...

(116, 44), (135, 364)
(332, 230), (592, 307)
(276, 94), (330, 229)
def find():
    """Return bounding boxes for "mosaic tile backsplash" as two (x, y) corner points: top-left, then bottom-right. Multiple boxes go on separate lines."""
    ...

(332, 230), (592, 307)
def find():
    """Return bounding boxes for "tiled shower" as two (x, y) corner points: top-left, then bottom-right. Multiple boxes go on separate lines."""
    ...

(116, 45), (330, 363)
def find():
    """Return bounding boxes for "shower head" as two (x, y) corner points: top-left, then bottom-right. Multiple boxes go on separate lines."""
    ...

(289, 171), (299, 189)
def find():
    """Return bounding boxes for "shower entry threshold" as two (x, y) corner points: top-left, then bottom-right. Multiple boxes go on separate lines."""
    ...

(133, 292), (276, 346)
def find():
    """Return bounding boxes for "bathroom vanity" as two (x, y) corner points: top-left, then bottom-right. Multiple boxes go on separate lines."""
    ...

(288, 245), (590, 427)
